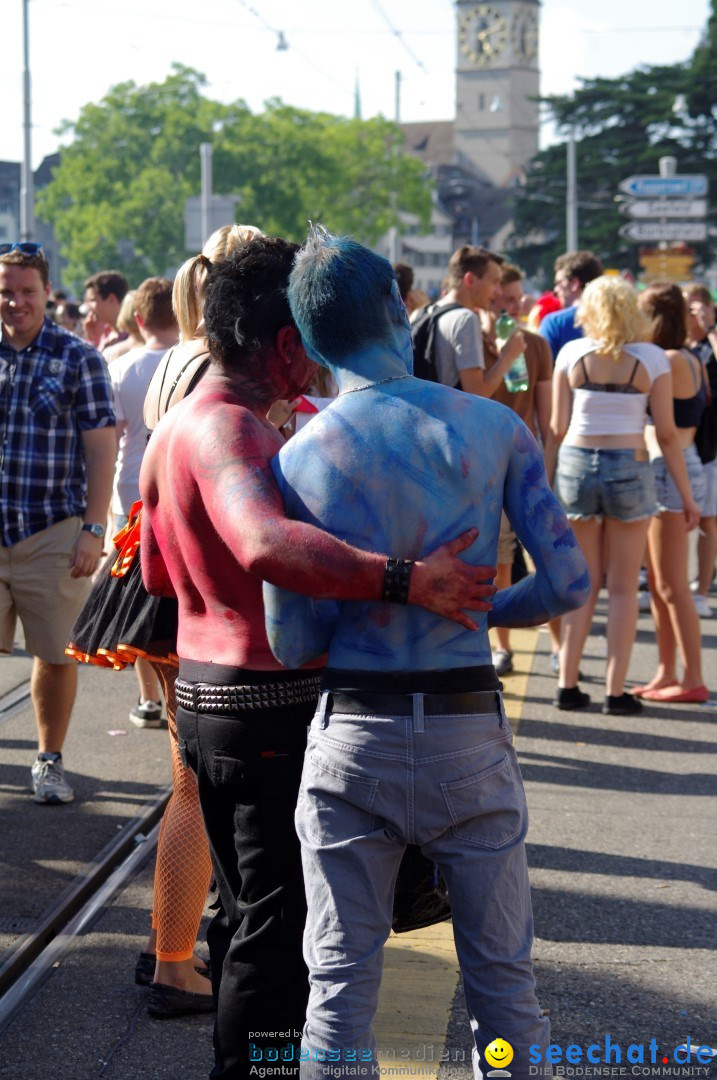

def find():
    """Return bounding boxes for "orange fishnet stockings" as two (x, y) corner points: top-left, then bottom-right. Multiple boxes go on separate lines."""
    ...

(150, 662), (213, 961)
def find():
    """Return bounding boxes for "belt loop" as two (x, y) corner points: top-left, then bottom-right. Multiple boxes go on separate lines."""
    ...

(192, 683), (199, 714)
(412, 693), (425, 733)
(495, 690), (505, 729)
(317, 691), (331, 729)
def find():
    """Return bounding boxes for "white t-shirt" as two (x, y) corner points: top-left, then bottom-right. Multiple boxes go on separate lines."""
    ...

(110, 344), (170, 514)
(432, 298), (484, 389)
(555, 338), (671, 438)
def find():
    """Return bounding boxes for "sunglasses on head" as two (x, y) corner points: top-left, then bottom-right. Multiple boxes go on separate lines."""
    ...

(0, 242), (43, 255)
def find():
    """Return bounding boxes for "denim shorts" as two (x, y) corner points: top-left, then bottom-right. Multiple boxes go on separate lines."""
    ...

(555, 445), (657, 523)
(703, 458), (717, 518)
(652, 442), (706, 515)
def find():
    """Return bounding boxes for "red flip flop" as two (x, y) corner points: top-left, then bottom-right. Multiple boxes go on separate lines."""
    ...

(630, 681), (678, 698)
(641, 685), (709, 704)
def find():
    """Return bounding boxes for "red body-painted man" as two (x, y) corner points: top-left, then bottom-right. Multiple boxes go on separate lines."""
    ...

(140, 237), (495, 1079)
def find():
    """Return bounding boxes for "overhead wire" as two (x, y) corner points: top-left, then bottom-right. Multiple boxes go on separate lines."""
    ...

(231, 0), (354, 99)
(368, 0), (430, 74)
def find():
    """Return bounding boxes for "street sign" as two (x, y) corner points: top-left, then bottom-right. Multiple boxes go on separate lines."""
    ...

(618, 175), (708, 198)
(621, 198), (708, 219)
(184, 195), (241, 252)
(619, 222), (708, 243)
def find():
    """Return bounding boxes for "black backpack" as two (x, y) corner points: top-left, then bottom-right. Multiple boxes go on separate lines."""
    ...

(410, 302), (463, 385)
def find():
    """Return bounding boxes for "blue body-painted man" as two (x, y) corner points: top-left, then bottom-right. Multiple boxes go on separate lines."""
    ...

(263, 230), (590, 1080)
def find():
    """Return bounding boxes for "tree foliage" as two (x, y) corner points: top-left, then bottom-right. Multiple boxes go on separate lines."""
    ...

(37, 66), (432, 291)
(509, 2), (717, 280)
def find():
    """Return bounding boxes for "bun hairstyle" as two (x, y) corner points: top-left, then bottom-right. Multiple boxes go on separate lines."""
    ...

(172, 223), (264, 341)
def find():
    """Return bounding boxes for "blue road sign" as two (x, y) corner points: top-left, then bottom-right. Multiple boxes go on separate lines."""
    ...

(618, 175), (708, 198)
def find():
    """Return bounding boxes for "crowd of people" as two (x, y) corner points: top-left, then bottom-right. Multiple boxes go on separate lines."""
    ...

(0, 231), (714, 1080)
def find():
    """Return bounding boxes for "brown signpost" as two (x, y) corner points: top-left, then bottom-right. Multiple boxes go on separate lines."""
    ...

(638, 246), (696, 283)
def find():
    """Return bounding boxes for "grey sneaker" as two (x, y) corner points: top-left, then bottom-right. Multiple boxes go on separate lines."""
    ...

(129, 699), (163, 728)
(31, 755), (74, 804)
(550, 652), (560, 675)
(491, 649), (513, 677)
(694, 593), (712, 618)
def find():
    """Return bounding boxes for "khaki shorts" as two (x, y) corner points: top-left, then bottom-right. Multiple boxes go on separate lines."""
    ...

(0, 517), (91, 664)
(497, 511), (517, 566)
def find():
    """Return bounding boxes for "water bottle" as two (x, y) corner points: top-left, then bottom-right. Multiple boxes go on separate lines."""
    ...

(495, 310), (528, 393)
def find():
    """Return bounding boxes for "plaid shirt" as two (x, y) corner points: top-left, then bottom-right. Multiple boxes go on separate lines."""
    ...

(0, 317), (115, 546)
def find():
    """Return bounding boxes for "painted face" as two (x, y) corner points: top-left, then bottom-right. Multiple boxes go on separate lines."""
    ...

(495, 279), (523, 319)
(472, 259), (502, 311)
(484, 1039), (514, 1069)
(286, 348), (318, 399)
(0, 264), (50, 345)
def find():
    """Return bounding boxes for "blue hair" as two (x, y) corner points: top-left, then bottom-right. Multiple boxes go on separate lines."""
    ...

(288, 227), (399, 362)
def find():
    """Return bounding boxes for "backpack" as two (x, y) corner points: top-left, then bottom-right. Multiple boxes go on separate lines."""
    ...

(410, 302), (463, 385)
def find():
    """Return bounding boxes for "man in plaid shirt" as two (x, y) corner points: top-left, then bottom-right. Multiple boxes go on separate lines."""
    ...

(0, 245), (116, 804)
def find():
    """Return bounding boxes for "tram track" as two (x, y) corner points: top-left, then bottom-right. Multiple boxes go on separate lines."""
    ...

(0, 677), (33, 730)
(0, 781), (171, 1035)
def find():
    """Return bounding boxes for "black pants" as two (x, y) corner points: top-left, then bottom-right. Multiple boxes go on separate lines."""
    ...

(177, 690), (313, 1080)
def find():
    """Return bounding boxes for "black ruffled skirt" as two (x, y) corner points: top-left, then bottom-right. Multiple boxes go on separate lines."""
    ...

(66, 506), (178, 670)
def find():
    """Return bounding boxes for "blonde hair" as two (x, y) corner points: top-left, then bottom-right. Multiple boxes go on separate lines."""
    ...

(172, 223), (264, 340)
(116, 291), (140, 337)
(575, 277), (651, 361)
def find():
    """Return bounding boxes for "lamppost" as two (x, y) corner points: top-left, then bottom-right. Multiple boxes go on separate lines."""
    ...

(20, 0), (34, 240)
(566, 128), (577, 250)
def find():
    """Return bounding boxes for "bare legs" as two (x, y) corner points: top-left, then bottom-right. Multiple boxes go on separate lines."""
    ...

(135, 655), (162, 705)
(643, 511), (705, 694)
(559, 516), (650, 697)
(32, 659), (77, 753)
(559, 519), (602, 690)
(603, 517), (651, 696)
(696, 514), (717, 596)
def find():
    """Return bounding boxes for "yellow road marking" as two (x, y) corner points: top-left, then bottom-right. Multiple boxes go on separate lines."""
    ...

(374, 627), (540, 1077)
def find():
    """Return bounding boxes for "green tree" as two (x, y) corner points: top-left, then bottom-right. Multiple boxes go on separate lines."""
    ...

(37, 66), (431, 291)
(509, 2), (717, 281)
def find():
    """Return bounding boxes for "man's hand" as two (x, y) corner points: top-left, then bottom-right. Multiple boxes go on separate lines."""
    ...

(69, 531), (104, 578)
(409, 528), (496, 631)
(498, 330), (525, 367)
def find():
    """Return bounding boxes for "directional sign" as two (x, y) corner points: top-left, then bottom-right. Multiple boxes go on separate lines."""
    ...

(619, 222), (708, 243)
(621, 198), (708, 219)
(618, 175), (708, 198)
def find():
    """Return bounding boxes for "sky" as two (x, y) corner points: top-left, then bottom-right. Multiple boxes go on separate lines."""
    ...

(0, 0), (710, 168)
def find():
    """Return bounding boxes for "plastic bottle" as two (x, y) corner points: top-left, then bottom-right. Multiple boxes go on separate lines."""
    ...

(495, 309), (529, 393)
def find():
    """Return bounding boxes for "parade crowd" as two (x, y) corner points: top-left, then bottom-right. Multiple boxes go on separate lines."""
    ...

(0, 230), (714, 1080)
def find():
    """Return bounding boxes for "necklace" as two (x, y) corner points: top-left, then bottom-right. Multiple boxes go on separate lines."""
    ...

(340, 374), (411, 396)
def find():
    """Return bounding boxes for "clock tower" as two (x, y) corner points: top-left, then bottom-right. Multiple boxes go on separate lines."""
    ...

(454, 0), (540, 188)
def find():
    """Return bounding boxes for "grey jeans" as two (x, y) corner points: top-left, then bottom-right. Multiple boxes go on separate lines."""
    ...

(295, 690), (552, 1080)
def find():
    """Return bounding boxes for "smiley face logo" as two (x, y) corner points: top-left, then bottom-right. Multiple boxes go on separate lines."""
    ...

(484, 1039), (514, 1069)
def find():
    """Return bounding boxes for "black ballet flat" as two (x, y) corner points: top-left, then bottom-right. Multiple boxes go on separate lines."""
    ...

(147, 979), (216, 1019)
(135, 951), (210, 988)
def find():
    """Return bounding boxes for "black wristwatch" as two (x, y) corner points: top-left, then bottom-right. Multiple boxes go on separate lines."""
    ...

(82, 522), (105, 539)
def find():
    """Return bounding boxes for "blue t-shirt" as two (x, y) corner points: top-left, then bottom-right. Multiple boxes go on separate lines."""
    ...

(539, 305), (581, 361)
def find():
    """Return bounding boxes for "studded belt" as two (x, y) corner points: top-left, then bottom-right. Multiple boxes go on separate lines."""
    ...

(175, 674), (322, 713)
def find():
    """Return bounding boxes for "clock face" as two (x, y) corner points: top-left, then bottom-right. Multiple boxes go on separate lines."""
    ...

(512, 8), (539, 64)
(459, 4), (510, 67)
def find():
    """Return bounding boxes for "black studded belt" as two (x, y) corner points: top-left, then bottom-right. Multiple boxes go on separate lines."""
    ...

(175, 674), (322, 713)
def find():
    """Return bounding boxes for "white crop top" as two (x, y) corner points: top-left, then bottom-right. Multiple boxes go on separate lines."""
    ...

(555, 338), (671, 437)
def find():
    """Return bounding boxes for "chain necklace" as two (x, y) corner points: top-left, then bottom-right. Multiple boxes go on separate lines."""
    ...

(339, 374), (411, 396)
